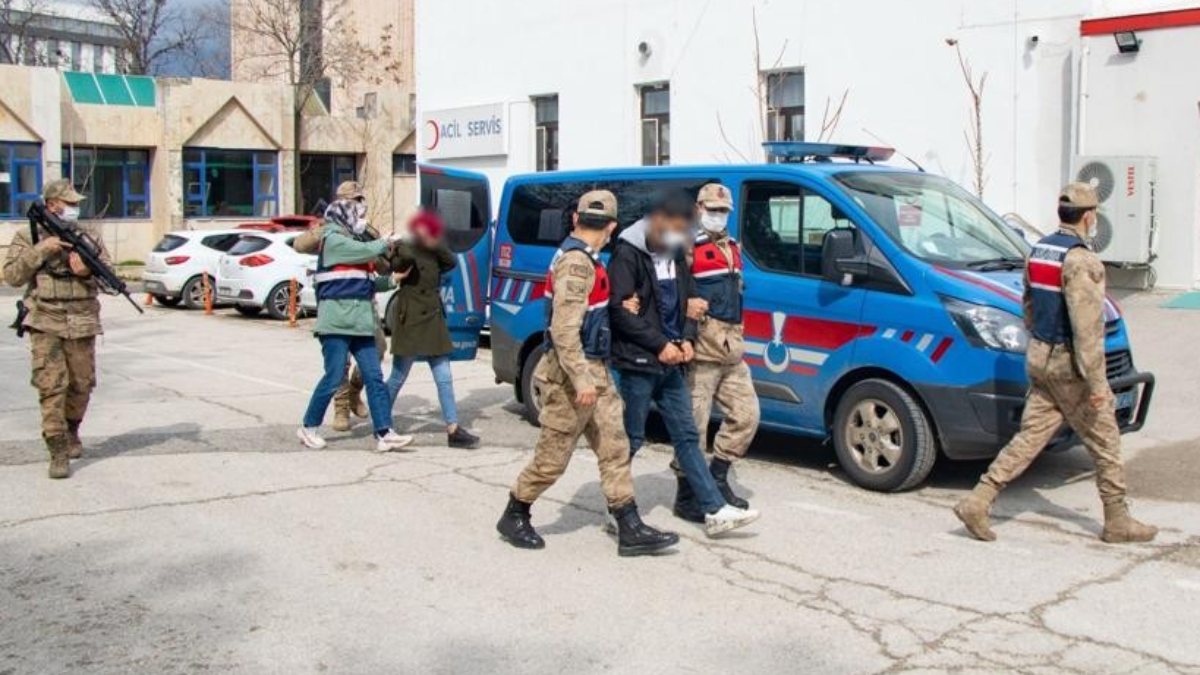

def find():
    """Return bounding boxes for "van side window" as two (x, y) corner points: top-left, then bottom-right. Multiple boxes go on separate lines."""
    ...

(741, 181), (855, 277)
(421, 173), (489, 253)
(507, 179), (716, 248)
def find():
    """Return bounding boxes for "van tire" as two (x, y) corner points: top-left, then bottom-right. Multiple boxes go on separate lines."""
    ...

(832, 379), (937, 492)
(181, 276), (207, 310)
(519, 344), (548, 426)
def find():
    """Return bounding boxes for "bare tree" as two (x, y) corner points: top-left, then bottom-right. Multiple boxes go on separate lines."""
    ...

(227, 0), (402, 213)
(947, 38), (988, 198)
(0, 0), (48, 65)
(87, 0), (207, 74)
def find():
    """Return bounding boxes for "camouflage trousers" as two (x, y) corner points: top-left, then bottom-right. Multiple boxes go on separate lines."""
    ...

(689, 360), (760, 463)
(29, 331), (96, 442)
(982, 342), (1126, 505)
(513, 357), (636, 509)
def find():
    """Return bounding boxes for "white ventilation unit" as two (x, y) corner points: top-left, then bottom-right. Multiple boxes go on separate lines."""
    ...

(1071, 156), (1157, 264)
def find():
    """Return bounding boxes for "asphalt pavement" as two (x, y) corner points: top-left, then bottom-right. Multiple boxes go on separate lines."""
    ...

(0, 291), (1198, 674)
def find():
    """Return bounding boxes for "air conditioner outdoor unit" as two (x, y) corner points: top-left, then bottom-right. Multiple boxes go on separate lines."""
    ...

(1070, 156), (1157, 265)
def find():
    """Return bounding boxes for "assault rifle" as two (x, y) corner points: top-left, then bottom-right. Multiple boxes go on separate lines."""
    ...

(26, 201), (145, 314)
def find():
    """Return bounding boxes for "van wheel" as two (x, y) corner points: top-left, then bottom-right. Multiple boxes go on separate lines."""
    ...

(265, 283), (292, 320)
(518, 344), (547, 426)
(832, 379), (937, 492)
(181, 276), (207, 310)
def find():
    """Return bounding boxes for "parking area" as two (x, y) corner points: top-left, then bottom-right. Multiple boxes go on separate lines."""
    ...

(1, 291), (1199, 673)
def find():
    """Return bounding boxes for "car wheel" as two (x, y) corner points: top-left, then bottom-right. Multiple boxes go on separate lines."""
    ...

(518, 343), (548, 426)
(181, 276), (208, 310)
(234, 304), (262, 317)
(153, 294), (182, 307)
(832, 379), (937, 492)
(265, 282), (293, 321)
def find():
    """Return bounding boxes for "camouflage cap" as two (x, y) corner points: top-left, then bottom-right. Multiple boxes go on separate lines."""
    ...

(1060, 182), (1099, 209)
(336, 180), (364, 200)
(577, 189), (618, 222)
(43, 179), (85, 204)
(697, 183), (733, 211)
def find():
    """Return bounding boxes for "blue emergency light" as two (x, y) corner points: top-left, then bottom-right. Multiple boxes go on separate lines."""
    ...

(763, 142), (896, 164)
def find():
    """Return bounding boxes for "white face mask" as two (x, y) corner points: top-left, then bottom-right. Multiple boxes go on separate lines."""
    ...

(61, 205), (81, 221)
(700, 210), (729, 234)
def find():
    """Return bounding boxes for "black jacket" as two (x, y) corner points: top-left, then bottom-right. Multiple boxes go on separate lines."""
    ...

(608, 219), (698, 373)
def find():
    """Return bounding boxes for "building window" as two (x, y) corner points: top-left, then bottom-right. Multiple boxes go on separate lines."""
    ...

(183, 149), (278, 218)
(70, 41), (82, 71)
(62, 147), (151, 219)
(92, 44), (105, 72)
(532, 95), (559, 172)
(299, 153), (357, 216)
(639, 84), (670, 166)
(740, 181), (855, 277)
(0, 142), (42, 219)
(765, 70), (805, 142)
(392, 153), (417, 176)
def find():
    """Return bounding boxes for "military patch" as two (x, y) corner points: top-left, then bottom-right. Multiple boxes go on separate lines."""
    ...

(566, 263), (592, 278)
(567, 280), (586, 294)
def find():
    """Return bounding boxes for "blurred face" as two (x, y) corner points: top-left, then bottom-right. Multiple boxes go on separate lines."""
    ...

(648, 211), (690, 252)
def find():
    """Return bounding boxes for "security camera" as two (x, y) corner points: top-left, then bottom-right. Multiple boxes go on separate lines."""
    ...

(637, 41), (652, 58)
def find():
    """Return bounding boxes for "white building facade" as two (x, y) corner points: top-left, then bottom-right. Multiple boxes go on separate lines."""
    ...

(417, 0), (1200, 289)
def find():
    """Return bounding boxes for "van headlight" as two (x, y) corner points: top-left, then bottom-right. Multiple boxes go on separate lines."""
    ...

(943, 297), (1028, 353)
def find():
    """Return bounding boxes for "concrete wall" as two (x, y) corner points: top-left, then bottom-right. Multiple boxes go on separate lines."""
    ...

(416, 0), (1200, 288)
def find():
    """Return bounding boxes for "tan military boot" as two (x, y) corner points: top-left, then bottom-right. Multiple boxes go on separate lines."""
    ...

(953, 483), (998, 541)
(1100, 502), (1158, 543)
(331, 393), (353, 432)
(347, 369), (369, 418)
(47, 435), (71, 480)
(66, 420), (84, 459)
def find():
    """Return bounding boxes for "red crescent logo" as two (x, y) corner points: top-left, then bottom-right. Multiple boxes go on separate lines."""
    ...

(425, 120), (440, 151)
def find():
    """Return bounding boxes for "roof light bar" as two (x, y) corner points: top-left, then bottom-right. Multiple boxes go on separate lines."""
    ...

(762, 142), (896, 164)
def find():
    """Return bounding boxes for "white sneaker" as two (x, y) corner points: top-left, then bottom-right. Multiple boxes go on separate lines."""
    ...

(375, 430), (415, 453)
(297, 426), (326, 450)
(704, 504), (760, 537)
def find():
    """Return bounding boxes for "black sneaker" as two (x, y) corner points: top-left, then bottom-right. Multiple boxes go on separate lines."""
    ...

(448, 426), (481, 449)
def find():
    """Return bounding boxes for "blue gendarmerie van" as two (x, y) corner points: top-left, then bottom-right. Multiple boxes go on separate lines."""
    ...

(434, 144), (1155, 491)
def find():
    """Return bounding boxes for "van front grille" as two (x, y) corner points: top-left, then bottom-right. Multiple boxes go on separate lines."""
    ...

(1106, 350), (1133, 380)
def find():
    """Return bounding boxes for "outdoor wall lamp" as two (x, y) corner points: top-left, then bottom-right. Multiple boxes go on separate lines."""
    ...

(1114, 31), (1141, 54)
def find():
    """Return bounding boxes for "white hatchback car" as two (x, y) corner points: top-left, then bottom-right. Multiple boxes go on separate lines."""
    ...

(143, 230), (244, 309)
(216, 232), (315, 320)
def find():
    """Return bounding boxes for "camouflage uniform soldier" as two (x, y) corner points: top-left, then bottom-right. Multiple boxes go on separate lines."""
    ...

(3, 180), (108, 479)
(954, 183), (1157, 544)
(685, 183), (759, 513)
(497, 191), (679, 557)
(293, 181), (388, 432)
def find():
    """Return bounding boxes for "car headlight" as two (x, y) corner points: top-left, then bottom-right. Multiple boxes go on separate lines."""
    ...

(942, 297), (1028, 353)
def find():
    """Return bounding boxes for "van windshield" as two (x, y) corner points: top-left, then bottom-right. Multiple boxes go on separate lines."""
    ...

(834, 171), (1028, 268)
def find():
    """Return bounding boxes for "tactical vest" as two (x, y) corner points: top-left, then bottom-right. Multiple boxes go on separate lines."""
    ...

(544, 236), (611, 360)
(313, 235), (375, 301)
(691, 232), (743, 323)
(31, 225), (98, 302)
(1026, 230), (1087, 344)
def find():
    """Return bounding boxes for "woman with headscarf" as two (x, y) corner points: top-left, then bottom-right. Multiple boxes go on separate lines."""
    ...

(297, 185), (413, 452)
(386, 210), (481, 449)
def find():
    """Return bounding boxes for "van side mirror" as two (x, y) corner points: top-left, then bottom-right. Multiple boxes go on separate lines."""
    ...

(821, 229), (869, 285)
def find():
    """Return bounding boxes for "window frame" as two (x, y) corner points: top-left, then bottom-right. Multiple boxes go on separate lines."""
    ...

(299, 152), (358, 216)
(638, 84), (670, 166)
(532, 94), (559, 172)
(62, 146), (152, 219)
(739, 179), (859, 279)
(764, 70), (805, 143)
(183, 148), (279, 218)
(0, 141), (43, 220)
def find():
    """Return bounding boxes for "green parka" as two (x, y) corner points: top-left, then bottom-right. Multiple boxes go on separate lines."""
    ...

(387, 241), (457, 356)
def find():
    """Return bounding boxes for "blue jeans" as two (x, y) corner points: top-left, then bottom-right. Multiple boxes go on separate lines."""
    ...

(303, 335), (392, 436)
(387, 354), (459, 426)
(617, 366), (725, 514)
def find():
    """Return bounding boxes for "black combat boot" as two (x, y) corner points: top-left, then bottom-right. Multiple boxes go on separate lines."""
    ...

(611, 502), (679, 557)
(496, 493), (545, 549)
(710, 458), (749, 509)
(672, 476), (706, 524)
